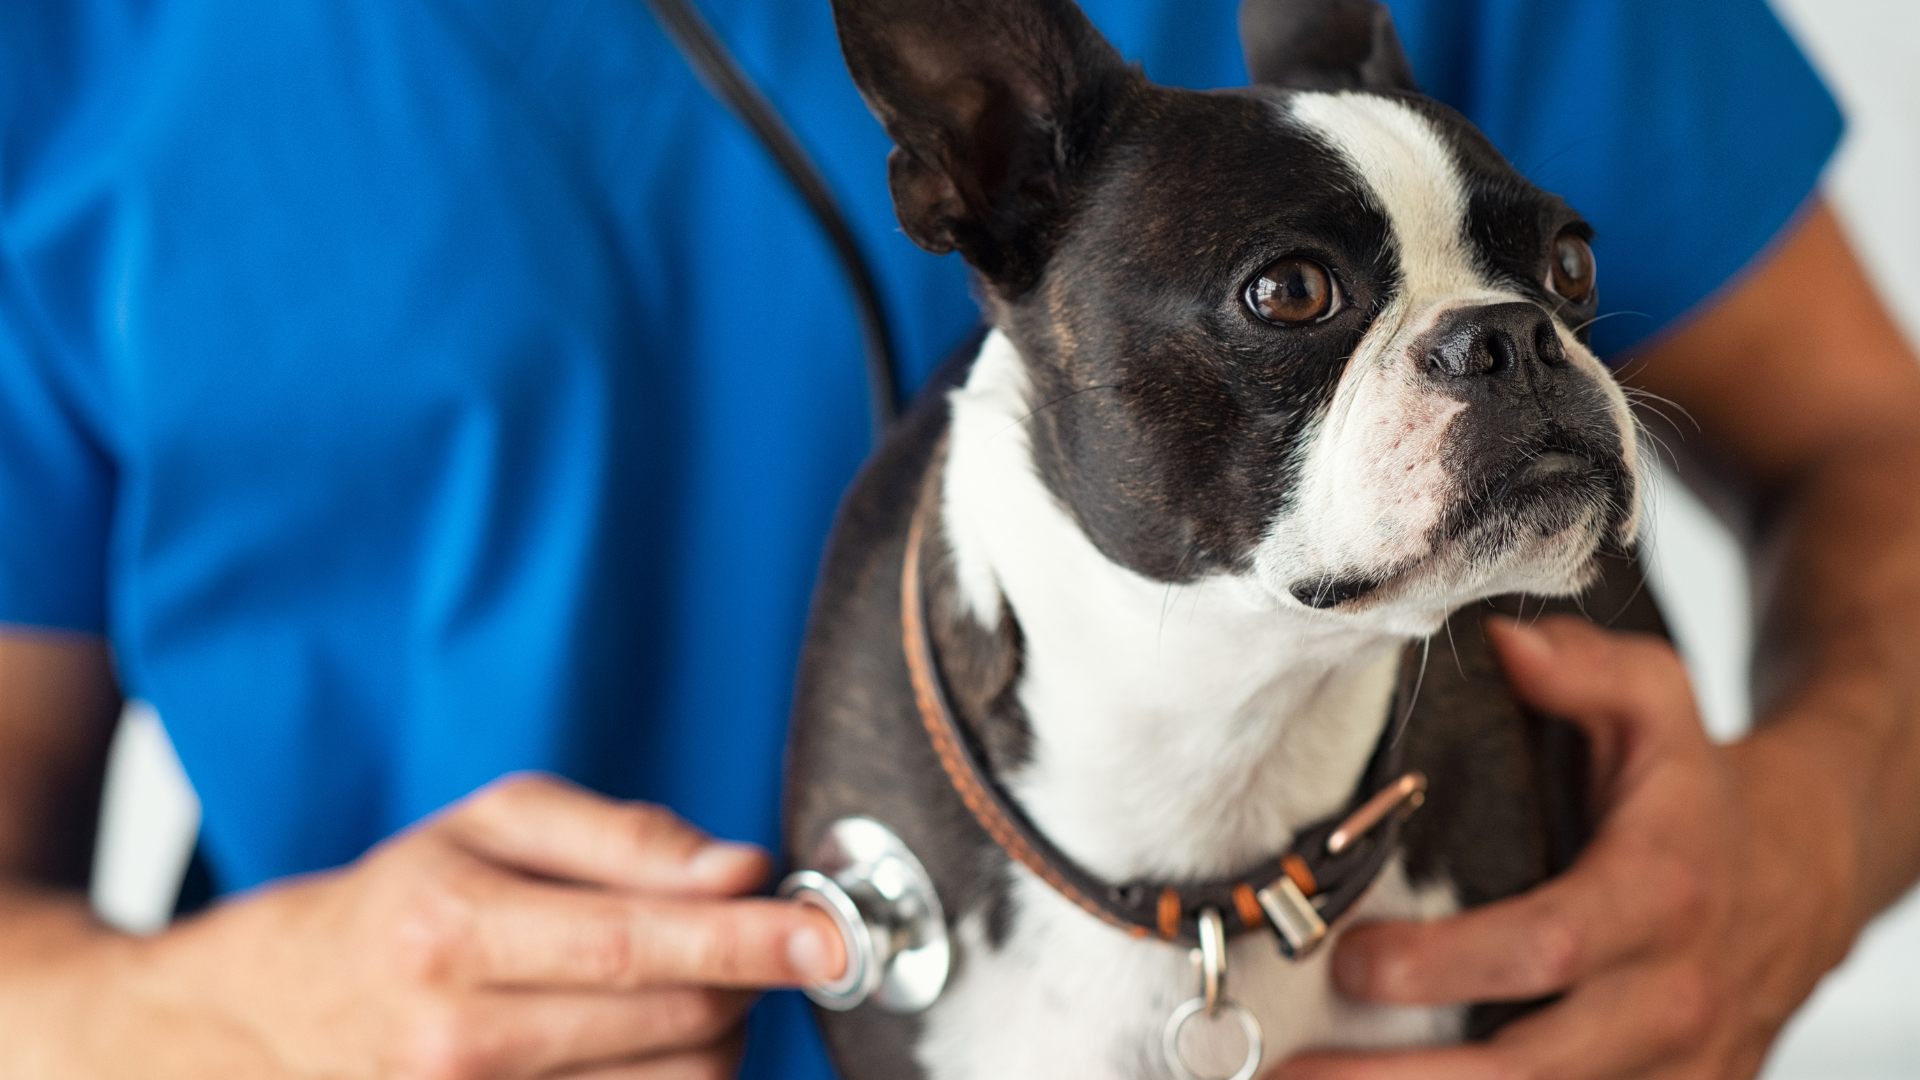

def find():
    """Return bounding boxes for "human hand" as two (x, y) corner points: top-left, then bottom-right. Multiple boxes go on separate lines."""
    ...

(50, 774), (844, 1079)
(1275, 616), (1859, 1080)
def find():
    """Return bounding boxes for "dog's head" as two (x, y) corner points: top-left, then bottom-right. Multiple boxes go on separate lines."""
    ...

(836, 0), (1641, 634)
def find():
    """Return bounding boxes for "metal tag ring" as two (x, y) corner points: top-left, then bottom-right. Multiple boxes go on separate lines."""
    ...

(1162, 997), (1263, 1080)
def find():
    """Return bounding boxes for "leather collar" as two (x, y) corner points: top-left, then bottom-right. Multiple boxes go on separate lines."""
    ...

(901, 495), (1426, 954)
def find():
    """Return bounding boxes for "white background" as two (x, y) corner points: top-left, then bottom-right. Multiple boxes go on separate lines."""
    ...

(89, 1), (1920, 1073)
(1656, 2), (1920, 1076)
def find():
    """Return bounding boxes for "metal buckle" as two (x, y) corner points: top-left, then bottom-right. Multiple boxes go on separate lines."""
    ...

(1257, 771), (1428, 960)
(1255, 877), (1328, 960)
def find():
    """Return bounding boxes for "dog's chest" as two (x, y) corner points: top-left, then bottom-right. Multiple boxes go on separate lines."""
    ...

(944, 331), (1417, 880)
(913, 330), (1465, 1075)
(917, 863), (1462, 1079)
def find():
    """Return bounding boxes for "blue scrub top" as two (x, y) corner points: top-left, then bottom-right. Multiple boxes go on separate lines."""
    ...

(0, 0), (1837, 1075)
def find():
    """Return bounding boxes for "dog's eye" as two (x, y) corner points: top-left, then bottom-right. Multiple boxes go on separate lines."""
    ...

(1248, 258), (1339, 326)
(1550, 233), (1596, 304)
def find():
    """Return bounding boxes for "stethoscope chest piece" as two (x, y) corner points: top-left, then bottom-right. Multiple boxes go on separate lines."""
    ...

(777, 817), (950, 1013)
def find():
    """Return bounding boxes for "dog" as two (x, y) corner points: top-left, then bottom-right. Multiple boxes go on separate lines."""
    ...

(785, 0), (1659, 1076)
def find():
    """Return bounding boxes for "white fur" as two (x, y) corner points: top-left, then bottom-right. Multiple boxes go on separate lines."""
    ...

(1256, 94), (1643, 635)
(1288, 93), (1487, 300)
(946, 333), (1412, 882)
(918, 93), (1644, 1078)
(931, 332), (1462, 1078)
(922, 863), (1461, 1080)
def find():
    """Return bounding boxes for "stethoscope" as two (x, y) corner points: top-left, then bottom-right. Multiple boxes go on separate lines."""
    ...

(637, 0), (950, 1017)
(639, 8), (1291, 1080)
(640, 0), (903, 447)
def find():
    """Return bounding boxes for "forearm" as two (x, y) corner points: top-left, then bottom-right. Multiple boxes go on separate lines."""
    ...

(1743, 429), (1920, 926)
(1631, 201), (1920, 938)
(0, 880), (142, 1075)
(0, 881), (305, 1080)
(0, 879), (112, 965)
(0, 631), (145, 1073)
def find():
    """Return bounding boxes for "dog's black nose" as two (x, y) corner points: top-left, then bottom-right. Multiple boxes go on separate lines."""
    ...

(1427, 302), (1565, 379)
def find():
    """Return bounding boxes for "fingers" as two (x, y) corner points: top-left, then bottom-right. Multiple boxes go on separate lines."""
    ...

(383, 988), (749, 1080)
(1331, 825), (1703, 1005)
(444, 876), (846, 991)
(1331, 897), (1581, 1006)
(556, 1056), (740, 1080)
(444, 774), (770, 897)
(551, 1032), (745, 1080)
(1333, 619), (1719, 1008)
(1486, 957), (1718, 1080)
(1485, 617), (1708, 797)
(1485, 617), (1698, 742)
(1281, 956), (1716, 1080)
(1273, 1044), (1504, 1080)
(1287, 619), (1738, 1080)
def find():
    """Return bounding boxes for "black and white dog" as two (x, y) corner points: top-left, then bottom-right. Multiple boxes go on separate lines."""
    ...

(787, 0), (1655, 1076)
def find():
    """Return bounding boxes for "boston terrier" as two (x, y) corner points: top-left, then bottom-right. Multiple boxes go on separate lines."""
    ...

(785, 0), (1659, 1076)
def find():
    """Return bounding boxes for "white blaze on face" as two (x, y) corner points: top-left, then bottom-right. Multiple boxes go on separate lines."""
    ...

(1253, 92), (1640, 630)
(1290, 92), (1489, 300)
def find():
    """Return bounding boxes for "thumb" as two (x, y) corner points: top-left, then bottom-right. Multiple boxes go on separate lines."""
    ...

(1485, 615), (1703, 775)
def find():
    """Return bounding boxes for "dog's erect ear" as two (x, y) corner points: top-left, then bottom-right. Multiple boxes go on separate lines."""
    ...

(831, 0), (1134, 290)
(1239, 0), (1418, 92)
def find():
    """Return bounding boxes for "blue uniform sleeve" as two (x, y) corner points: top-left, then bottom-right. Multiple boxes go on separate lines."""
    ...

(1384, 0), (1843, 359)
(0, 233), (114, 634)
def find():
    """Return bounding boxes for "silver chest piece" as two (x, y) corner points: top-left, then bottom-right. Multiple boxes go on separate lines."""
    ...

(776, 817), (950, 1012)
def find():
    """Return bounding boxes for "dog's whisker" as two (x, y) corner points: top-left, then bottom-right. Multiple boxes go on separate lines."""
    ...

(1569, 309), (1650, 336)
(1442, 612), (1467, 680)
(1393, 638), (1434, 751)
(1622, 387), (1701, 433)
(1639, 427), (1681, 470)
(1005, 383), (1122, 434)
(1630, 401), (1690, 443)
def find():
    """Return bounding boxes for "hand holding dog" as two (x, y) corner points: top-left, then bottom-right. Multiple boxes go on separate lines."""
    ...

(9, 774), (844, 1079)
(1278, 616), (1856, 1080)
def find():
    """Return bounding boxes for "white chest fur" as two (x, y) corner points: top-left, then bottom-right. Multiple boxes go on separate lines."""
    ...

(922, 332), (1463, 1078)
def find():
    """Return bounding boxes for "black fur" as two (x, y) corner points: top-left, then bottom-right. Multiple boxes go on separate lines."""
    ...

(830, 0), (1136, 291)
(1422, 300), (1635, 556)
(785, 357), (985, 1077)
(789, 1), (1657, 1075)
(1396, 550), (1667, 1038)
(834, 0), (1615, 586)
(1240, 0), (1420, 91)
(786, 358), (1666, 1077)
(1014, 85), (1401, 580)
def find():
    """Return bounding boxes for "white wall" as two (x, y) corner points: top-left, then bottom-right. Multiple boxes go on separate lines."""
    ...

(1775, 0), (1920, 349)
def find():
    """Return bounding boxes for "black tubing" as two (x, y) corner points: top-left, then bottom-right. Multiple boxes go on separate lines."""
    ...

(640, 0), (902, 443)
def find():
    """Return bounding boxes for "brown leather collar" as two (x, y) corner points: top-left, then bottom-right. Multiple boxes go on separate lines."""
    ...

(901, 497), (1426, 954)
